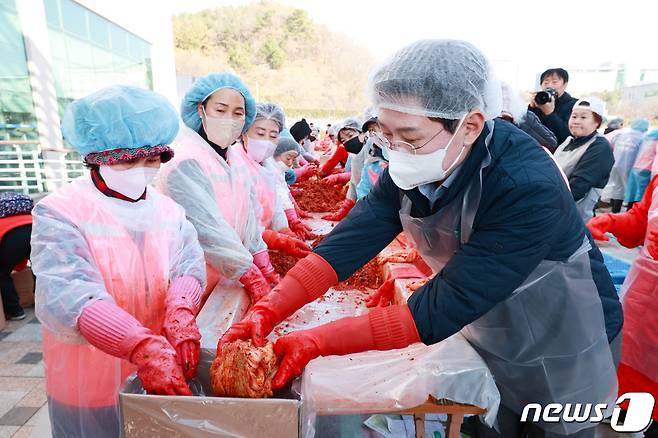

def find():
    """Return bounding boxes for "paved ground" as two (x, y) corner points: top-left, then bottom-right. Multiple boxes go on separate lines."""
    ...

(0, 237), (643, 438)
(0, 308), (50, 437)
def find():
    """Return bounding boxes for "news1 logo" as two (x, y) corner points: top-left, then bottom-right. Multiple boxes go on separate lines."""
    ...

(521, 393), (655, 433)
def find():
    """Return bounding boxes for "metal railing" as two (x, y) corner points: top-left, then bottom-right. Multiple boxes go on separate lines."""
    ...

(0, 140), (86, 194)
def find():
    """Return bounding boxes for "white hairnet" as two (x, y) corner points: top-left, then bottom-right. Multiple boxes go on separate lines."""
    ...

(500, 82), (527, 123)
(369, 39), (502, 120)
(339, 117), (362, 133)
(255, 103), (286, 132)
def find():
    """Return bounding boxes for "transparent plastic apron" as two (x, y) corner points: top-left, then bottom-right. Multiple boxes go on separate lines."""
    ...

(619, 186), (658, 384)
(554, 135), (602, 223)
(399, 123), (617, 435)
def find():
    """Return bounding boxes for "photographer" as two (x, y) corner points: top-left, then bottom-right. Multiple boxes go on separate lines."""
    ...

(529, 68), (578, 145)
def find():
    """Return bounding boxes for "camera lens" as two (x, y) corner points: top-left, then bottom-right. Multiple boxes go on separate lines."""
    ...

(535, 91), (550, 105)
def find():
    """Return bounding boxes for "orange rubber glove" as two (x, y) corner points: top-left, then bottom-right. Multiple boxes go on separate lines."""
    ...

(272, 305), (420, 389)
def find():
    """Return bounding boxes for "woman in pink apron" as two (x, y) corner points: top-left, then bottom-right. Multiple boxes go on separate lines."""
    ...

(31, 86), (206, 437)
(156, 73), (275, 300)
(240, 103), (312, 259)
(588, 174), (658, 426)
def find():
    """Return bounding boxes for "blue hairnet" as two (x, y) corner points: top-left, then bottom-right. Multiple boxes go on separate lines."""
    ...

(255, 103), (286, 132)
(279, 129), (296, 142)
(61, 85), (179, 156)
(631, 118), (649, 133)
(181, 73), (256, 133)
(274, 137), (300, 158)
(646, 128), (658, 140)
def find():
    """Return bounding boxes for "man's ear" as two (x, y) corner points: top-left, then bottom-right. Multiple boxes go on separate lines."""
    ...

(462, 111), (486, 146)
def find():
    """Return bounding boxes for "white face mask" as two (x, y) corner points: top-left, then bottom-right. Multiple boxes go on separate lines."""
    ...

(99, 165), (159, 200)
(274, 160), (291, 172)
(201, 107), (244, 148)
(387, 116), (468, 190)
(246, 138), (277, 163)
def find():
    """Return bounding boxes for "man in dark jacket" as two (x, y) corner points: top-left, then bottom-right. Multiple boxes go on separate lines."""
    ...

(529, 68), (579, 145)
(222, 40), (622, 438)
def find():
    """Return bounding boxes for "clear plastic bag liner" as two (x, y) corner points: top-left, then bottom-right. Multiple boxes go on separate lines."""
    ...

(300, 333), (499, 438)
(120, 348), (301, 437)
(197, 279), (251, 350)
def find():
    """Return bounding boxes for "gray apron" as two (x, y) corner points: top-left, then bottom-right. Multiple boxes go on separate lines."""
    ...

(554, 135), (603, 223)
(399, 122), (617, 435)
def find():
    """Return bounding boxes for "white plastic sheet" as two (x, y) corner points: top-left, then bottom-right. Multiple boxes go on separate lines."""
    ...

(300, 333), (500, 437)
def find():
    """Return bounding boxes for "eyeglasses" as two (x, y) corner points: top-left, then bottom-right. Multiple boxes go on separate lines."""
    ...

(372, 127), (445, 155)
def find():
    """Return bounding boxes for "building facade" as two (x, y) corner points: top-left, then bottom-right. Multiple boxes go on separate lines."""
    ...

(0, 0), (177, 193)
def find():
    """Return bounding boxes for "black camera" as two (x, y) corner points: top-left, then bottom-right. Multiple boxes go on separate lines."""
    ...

(534, 88), (557, 105)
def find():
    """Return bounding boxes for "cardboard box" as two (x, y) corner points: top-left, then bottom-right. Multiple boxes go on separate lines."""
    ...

(11, 268), (34, 308)
(120, 349), (302, 438)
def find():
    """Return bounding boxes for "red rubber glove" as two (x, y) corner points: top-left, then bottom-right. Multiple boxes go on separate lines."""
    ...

(285, 209), (313, 239)
(263, 229), (312, 258)
(407, 275), (434, 292)
(291, 197), (312, 218)
(647, 229), (658, 259)
(366, 277), (396, 308)
(271, 305), (420, 389)
(586, 215), (614, 241)
(377, 249), (420, 265)
(322, 198), (355, 221)
(239, 264), (271, 303)
(253, 250), (280, 285)
(219, 253), (337, 351)
(162, 277), (202, 379)
(293, 164), (317, 182)
(78, 300), (192, 394)
(279, 227), (298, 238)
(323, 172), (351, 186)
(366, 267), (425, 308)
(587, 211), (648, 248)
(131, 337), (193, 395)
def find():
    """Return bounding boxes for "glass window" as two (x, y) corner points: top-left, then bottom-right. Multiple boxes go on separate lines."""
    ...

(128, 33), (142, 61)
(0, 0), (17, 13)
(46, 0), (154, 118)
(43, 0), (61, 28)
(88, 11), (109, 49)
(61, 0), (88, 39)
(110, 23), (129, 57)
(0, 3), (37, 141)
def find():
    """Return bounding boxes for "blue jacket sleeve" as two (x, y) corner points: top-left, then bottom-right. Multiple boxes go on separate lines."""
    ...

(284, 169), (296, 185)
(407, 179), (563, 345)
(541, 111), (572, 145)
(314, 169), (403, 280)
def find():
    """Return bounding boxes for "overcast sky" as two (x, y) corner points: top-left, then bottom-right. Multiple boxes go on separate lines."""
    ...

(172, 0), (657, 91)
